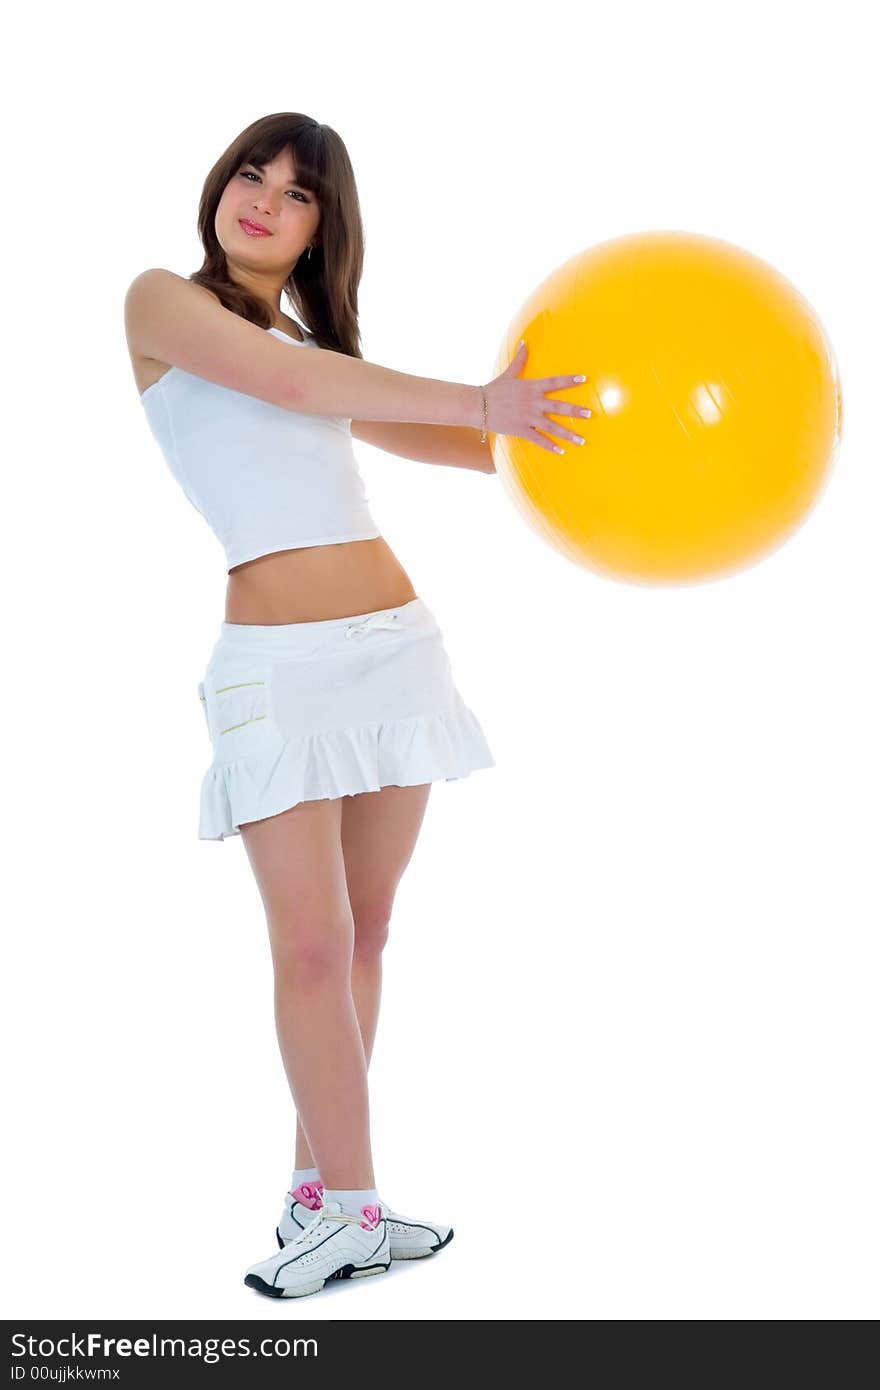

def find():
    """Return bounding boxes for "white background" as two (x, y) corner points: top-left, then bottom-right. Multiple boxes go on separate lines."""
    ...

(4, 0), (877, 1321)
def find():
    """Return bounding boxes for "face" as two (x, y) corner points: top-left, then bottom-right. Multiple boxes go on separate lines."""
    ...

(215, 149), (322, 285)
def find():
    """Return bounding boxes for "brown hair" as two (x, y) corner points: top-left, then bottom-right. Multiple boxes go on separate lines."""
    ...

(189, 113), (365, 358)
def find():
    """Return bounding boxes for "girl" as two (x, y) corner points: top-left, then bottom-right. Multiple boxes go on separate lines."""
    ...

(125, 113), (590, 1301)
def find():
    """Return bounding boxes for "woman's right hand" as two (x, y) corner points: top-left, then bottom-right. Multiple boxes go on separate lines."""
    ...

(481, 340), (592, 453)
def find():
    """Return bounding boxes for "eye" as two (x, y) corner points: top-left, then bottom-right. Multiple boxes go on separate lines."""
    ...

(238, 170), (310, 202)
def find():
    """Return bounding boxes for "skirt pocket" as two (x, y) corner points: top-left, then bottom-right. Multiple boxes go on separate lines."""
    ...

(201, 660), (278, 763)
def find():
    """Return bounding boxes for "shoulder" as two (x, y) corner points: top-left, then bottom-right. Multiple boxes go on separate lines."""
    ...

(125, 270), (219, 362)
(126, 267), (218, 317)
(126, 266), (188, 301)
(124, 274), (306, 410)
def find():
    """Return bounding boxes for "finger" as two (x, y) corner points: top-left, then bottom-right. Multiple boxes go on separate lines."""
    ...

(543, 400), (592, 420)
(540, 416), (589, 447)
(513, 341), (528, 371)
(542, 375), (588, 390)
(530, 425), (567, 455)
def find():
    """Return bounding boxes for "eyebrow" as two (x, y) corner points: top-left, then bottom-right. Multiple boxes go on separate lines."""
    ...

(245, 161), (307, 189)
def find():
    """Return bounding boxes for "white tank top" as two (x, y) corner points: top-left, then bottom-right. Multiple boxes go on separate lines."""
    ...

(139, 325), (381, 571)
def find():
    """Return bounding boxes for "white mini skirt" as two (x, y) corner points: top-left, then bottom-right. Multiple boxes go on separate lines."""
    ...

(196, 597), (495, 840)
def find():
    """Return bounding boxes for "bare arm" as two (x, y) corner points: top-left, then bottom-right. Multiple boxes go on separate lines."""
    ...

(351, 420), (496, 473)
(125, 268), (483, 428)
(290, 343), (482, 428)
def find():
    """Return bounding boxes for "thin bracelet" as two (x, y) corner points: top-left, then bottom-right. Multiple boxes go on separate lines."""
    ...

(479, 385), (488, 443)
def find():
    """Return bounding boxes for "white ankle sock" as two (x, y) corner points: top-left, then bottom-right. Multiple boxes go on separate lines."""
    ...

(323, 1186), (380, 1217)
(290, 1165), (321, 1191)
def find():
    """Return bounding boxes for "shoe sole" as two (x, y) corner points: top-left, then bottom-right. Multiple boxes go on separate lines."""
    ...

(389, 1228), (455, 1259)
(245, 1260), (390, 1299)
(275, 1225), (454, 1259)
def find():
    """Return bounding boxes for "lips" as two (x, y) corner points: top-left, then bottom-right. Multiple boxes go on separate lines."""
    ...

(239, 218), (272, 236)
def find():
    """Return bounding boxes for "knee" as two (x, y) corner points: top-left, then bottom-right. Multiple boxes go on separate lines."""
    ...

(351, 896), (394, 959)
(270, 916), (353, 987)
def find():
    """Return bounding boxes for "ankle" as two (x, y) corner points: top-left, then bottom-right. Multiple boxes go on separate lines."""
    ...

(322, 1181), (375, 1192)
(323, 1186), (380, 1219)
(290, 1165), (321, 1190)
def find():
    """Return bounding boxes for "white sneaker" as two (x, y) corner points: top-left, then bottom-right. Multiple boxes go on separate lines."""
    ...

(278, 1181), (454, 1261)
(245, 1198), (390, 1300)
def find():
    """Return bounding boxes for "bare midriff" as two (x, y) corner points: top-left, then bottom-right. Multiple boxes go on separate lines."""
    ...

(224, 536), (419, 625)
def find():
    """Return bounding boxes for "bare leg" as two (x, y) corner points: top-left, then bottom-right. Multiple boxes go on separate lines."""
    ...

(293, 783), (432, 1170)
(240, 796), (374, 1190)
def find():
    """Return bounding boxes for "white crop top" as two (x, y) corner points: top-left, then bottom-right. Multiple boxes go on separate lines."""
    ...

(139, 325), (381, 571)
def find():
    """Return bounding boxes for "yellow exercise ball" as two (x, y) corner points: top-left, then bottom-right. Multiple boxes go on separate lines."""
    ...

(490, 231), (842, 586)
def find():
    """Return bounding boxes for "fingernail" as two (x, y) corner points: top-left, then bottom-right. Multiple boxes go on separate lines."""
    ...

(574, 374), (586, 383)
(554, 446), (564, 454)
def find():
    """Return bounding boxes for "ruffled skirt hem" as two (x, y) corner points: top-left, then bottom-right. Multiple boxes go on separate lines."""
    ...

(198, 695), (495, 841)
